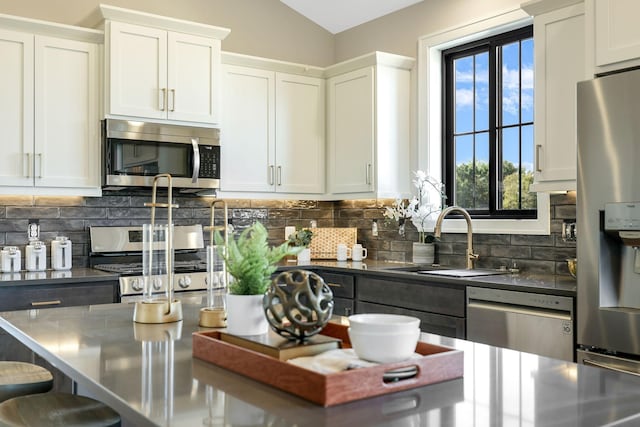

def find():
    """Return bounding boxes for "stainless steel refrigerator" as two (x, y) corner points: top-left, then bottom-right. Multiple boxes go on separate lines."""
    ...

(577, 68), (640, 374)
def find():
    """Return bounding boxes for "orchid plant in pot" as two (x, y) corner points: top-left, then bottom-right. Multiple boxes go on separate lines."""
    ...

(384, 171), (447, 265)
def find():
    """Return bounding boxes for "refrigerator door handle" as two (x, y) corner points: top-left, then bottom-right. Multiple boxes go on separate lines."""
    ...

(582, 358), (640, 377)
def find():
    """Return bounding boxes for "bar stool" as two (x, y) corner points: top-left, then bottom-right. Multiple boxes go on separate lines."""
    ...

(0, 393), (121, 427)
(0, 362), (53, 403)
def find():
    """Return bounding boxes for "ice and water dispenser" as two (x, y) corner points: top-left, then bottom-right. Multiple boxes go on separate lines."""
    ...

(601, 203), (640, 309)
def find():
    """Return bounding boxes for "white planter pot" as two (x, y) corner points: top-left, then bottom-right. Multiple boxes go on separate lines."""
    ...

(297, 247), (311, 263)
(226, 294), (269, 336)
(412, 242), (435, 265)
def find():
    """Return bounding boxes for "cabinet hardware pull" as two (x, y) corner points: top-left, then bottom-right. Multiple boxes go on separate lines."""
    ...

(269, 165), (274, 185)
(326, 282), (342, 288)
(25, 153), (31, 178)
(31, 300), (61, 307)
(535, 145), (542, 172)
(277, 166), (282, 186)
(160, 88), (166, 111)
(170, 89), (176, 112)
(37, 153), (43, 179)
(366, 163), (372, 185)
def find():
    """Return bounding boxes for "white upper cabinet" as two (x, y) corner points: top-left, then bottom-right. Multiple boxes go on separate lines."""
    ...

(326, 52), (414, 198)
(0, 28), (33, 189)
(220, 54), (325, 197)
(275, 73), (325, 194)
(101, 5), (229, 126)
(327, 67), (375, 194)
(523, 0), (587, 192)
(35, 36), (100, 191)
(588, 0), (640, 74)
(0, 17), (102, 196)
(220, 64), (275, 193)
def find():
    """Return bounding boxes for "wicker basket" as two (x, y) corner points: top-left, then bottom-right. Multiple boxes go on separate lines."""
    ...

(308, 228), (357, 259)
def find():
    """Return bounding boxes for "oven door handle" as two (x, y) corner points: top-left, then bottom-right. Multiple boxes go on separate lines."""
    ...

(191, 138), (200, 183)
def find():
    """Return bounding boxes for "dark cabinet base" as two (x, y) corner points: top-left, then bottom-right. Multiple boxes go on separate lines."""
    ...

(356, 301), (466, 339)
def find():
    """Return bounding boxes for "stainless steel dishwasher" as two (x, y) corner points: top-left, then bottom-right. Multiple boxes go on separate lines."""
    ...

(466, 286), (574, 361)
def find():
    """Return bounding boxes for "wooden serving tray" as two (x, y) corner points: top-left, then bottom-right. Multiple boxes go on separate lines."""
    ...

(192, 322), (463, 407)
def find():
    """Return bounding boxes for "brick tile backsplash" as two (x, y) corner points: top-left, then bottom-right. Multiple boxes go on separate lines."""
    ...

(0, 192), (576, 275)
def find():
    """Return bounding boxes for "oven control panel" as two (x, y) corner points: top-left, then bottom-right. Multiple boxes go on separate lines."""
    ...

(119, 272), (207, 296)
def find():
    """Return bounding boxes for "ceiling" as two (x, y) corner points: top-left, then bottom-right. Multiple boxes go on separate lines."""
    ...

(280, 0), (424, 34)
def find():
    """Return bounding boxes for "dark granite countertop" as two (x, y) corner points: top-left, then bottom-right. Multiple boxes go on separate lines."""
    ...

(0, 302), (638, 426)
(277, 260), (577, 297)
(0, 268), (119, 286)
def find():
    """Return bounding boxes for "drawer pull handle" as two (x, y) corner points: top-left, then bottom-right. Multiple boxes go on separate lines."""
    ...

(326, 282), (342, 288)
(31, 300), (61, 307)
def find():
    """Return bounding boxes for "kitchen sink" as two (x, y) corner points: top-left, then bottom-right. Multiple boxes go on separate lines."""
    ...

(416, 269), (511, 278)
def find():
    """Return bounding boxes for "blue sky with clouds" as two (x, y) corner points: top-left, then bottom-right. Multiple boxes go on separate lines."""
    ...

(452, 38), (534, 173)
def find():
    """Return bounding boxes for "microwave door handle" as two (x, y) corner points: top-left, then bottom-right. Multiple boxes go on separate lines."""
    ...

(191, 138), (200, 183)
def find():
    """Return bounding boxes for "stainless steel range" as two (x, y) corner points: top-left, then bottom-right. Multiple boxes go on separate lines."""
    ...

(90, 225), (207, 301)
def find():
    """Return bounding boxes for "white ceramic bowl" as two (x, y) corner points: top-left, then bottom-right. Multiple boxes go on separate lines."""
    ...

(348, 313), (420, 334)
(348, 327), (420, 363)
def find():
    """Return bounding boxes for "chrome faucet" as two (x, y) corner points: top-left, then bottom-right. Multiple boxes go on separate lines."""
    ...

(434, 206), (478, 269)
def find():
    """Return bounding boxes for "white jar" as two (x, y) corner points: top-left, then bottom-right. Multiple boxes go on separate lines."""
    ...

(0, 246), (21, 272)
(51, 236), (72, 271)
(25, 240), (47, 272)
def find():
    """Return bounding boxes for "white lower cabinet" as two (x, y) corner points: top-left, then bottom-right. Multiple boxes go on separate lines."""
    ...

(326, 53), (414, 198)
(220, 60), (325, 196)
(524, 0), (587, 192)
(0, 22), (102, 196)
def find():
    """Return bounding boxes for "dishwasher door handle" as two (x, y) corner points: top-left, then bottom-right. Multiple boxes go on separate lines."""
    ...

(582, 358), (640, 377)
(467, 300), (572, 321)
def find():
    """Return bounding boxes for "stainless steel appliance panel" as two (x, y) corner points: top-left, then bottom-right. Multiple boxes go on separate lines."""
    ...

(467, 286), (574, 361)
(103, 119), (220, 190)
(577, 69), (640, 356)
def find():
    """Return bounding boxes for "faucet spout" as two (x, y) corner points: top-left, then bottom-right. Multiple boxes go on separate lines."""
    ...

(434, 206), (477, 269)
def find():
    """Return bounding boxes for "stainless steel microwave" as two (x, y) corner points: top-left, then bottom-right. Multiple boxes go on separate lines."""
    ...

(102, 119), (220, 191)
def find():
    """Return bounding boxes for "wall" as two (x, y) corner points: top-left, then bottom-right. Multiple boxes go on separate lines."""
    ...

(0, 0), (536, 66)
(0, 0), (335, 66)
(0, 192), (576, 276)
(333, 0), (524, 61)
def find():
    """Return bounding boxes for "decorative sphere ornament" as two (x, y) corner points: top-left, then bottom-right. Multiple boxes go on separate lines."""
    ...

(263, 270), (334, 341)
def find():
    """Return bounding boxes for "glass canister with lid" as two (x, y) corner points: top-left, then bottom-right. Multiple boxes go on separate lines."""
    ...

(51, 236), (72, 271)
(0, 246), (21, 272)
(25, 240), (46, 272)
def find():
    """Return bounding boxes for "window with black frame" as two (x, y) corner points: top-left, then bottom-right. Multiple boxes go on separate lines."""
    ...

(442, 25), (535, 219)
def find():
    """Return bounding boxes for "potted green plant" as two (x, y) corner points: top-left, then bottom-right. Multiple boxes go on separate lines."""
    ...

(287, 228), (314, 263)
(215, 221), (301, 335)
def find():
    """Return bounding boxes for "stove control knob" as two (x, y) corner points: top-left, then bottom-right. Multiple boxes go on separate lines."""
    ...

(152, 277), (162, 291)
(178, 276), (191, 289)
(131, 278), (143, 292)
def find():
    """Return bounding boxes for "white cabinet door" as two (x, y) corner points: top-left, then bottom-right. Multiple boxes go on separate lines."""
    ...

(327, 67), (375, 194)
(108, 21), (167, 120)
(220, 65), (275, 192)
(531, 3), (586, 191)
(108, 21), (221, 125)
(0, 29), (33, 188)
(275, 73), (325, 194)
(594, 0), (640, 69)
(167, 32), (221, 124)
(35, 36), (100, 190)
